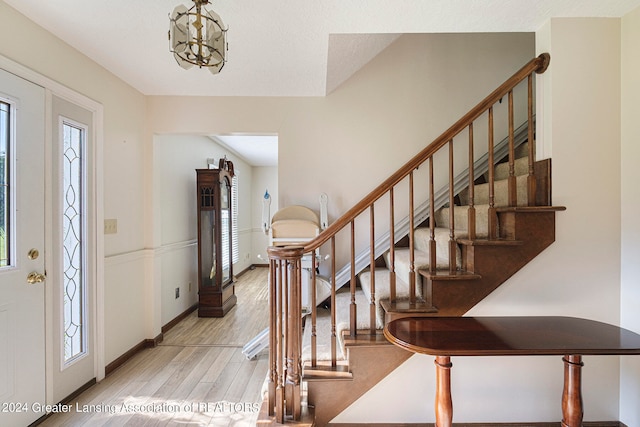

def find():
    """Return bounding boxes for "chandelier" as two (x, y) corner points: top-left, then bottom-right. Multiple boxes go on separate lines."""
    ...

(168, 0), (227, 74)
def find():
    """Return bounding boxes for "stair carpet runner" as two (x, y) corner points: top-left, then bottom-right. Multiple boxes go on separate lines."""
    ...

(302, 155), (531, 362)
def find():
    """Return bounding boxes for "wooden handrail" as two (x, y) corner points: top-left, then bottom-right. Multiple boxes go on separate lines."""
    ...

(301, 53), (550, 253)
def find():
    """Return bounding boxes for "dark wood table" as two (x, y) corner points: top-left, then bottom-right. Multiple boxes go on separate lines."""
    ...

(383, 316), (640, 427)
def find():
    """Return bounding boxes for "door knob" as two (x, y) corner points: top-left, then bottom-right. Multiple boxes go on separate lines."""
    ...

(27, 271), (46, 284)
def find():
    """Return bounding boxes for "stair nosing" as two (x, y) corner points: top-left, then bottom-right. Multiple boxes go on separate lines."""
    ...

(496, 205), (566, 213)
(379, 299), (438, 313)
(417, 269), (481, 280)
(456, 238), (523, 246)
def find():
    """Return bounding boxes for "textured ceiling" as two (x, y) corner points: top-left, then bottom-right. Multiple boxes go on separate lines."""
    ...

(4, 0), (640, 97)
(213, 135), (278, 167)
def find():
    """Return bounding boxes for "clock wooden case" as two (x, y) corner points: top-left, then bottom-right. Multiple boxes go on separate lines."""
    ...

(195, 158), (236, 317)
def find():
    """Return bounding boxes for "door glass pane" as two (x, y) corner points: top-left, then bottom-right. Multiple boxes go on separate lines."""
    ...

(0, 101), (10, 268)
(62, 122), (86, 364)
(200, 186), (216, 287)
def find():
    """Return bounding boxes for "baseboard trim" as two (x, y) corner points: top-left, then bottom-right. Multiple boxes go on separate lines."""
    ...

(105, 333), (163, 376)
(106, 297), (201, 377)
(145, 333), (164, 347)
(162, 303), (198, 334)
(28, 378), (97, 426)
(60, 378), (98, 404)
(235, 263), (268, 279)
(329, 423), (626, 427)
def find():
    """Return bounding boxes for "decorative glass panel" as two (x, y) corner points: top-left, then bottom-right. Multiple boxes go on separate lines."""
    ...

(200, 209), (216, 287)
(220, 178), (231, 284)
(0, 101), (10, 268)
(62, 122), (86, 363)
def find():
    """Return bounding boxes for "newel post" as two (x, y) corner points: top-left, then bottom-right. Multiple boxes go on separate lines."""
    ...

(267, 245), (305, 423)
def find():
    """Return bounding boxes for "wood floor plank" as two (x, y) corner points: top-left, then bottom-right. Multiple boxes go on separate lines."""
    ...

(39, 269), (270, 427)
(200, 347), (238, 384)
(223, 355), (261, 403)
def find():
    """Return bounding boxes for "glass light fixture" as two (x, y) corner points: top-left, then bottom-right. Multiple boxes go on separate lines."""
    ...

(169, 0), (227, 74)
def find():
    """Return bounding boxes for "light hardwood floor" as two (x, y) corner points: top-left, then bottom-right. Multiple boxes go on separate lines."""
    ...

(39, 267), (270, 427)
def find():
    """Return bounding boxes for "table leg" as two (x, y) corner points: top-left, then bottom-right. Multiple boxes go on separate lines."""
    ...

(434, 355), (453, 427)
(561, 355), (584, 427)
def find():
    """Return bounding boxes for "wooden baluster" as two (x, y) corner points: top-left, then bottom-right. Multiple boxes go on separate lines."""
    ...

(527, 74), (537, 206)
(283, 259), (291, 416)
(286, 257), (302, 420)
(294, 257), (303, 419)
(331, 237), (337, 367)
(409, 171), (416, 302)
(389, 188), (397, 302)
(448, 140), (456, 273)
(350, 221), (357, 337)
(467, 124), (476, 240)
(268, 258), (277, 416)
(488, 106), (497, 239)
(429, 157), (436, 274)
(311, 249), (317, 367)
(369, 205), (377, 333)
(508, 89), (517, 207)
(275, 259), (284, 423)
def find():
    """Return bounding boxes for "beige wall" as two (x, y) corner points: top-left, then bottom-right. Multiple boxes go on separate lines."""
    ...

(621, 5), (640, 426)
(336, 18), (625, 423)
(149, 33), (535, 273)
(148, 33), (535, 212)
(0, 1), (148, 365)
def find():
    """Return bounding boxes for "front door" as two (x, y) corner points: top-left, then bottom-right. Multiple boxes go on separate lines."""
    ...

(0, 69), (46, 426)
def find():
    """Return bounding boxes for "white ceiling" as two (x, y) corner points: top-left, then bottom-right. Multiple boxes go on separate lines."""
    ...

(5, 0), (640, 98)
(212, 134), (278, 167)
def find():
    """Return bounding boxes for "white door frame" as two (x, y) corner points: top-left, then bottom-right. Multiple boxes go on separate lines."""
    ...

(0, 55), (105, 404)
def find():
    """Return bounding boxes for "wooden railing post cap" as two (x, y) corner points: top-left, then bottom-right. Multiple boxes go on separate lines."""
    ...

(536, 52), (551, 74)
(267, 245), (305, 260)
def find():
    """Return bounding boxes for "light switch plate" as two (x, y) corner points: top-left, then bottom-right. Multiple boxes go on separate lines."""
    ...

(104, 219), (118, 234)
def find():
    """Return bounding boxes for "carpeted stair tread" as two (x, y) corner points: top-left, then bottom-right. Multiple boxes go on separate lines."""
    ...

(433, 204), (490, 238)
(358, 269), (418, 328)
(302, 288), (375, 362)
(387, 227), (461, 270)
(458, 173), (529, 207)
(494, 155), (531, 181)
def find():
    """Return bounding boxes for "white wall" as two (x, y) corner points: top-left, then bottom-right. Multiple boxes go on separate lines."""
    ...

(152, 134), (255, 326)
(620, 5), (640, 426)
(251, 167), (278, 264)
(335, 18), (625, 424)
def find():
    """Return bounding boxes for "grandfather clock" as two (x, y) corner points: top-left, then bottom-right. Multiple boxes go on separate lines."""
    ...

(196, 158), (236, 317)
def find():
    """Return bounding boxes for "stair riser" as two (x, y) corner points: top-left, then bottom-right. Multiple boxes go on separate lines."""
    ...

(497, 210), (556, 241)
(307, 345), (412, 427)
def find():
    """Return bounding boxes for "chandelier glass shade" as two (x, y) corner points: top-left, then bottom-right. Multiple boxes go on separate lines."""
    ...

(169, 0), (227, 74)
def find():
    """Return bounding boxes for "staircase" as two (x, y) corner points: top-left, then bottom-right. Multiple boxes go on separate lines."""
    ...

(367, 153), (562, 320)
(260, 53), (563, 426)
